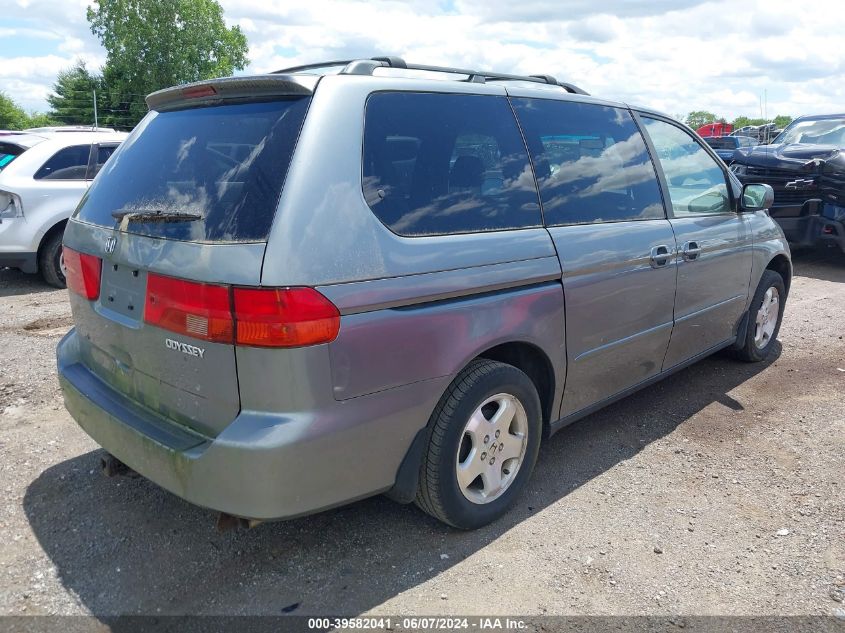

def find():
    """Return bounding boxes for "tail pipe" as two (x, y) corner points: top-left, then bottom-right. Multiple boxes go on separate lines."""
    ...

(216, 513), (263, 532)
(101, 454), (134, 478)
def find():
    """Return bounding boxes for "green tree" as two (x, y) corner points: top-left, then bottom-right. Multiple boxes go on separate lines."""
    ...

(733, 115), (792, 130)
(47, 61), (102, 126)
(0, 92), (31, 130)
(25, 112), (57, 129)
(87, 0), (249, 128)
(0, 92), (55, 130)
(685, 111), (721, 129)
(733, 116), (766, 129)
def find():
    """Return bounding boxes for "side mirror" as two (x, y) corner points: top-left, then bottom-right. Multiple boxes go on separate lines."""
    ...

(741, 183), (774, 212)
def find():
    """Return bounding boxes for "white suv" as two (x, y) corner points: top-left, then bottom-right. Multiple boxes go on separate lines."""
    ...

(0, 128), (127, 286)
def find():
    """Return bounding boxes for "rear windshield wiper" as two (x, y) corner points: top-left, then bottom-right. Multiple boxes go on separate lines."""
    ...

(112, 210), (203, 224)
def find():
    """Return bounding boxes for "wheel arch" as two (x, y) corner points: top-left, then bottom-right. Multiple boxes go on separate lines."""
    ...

(765, 254), (792, 296)
(36, 219), (69, 269)
(386, 339), (558, 505)
(476, 341), (556, 433)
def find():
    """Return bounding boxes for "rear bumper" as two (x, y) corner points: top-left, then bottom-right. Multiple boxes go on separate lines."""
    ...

(0, 250), (37, 273)
(57, 329), (446, 520)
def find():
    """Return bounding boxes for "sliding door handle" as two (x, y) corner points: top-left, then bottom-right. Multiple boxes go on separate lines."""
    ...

(682, 241), (702, 261)
(649, 245), (673, 268)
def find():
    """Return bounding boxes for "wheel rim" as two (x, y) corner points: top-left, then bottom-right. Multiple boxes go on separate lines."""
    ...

(58, 248), (67, 278)
(455, 393), (528, 505)
(753, 286), (780, 349)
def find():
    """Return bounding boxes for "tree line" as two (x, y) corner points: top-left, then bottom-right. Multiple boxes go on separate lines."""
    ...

(0, 0), (248, 131)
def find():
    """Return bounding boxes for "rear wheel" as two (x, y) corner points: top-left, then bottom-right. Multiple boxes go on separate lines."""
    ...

(733, 270), (786, 362)
(415, 359), (542, 529)
(39, 229), (66, 288)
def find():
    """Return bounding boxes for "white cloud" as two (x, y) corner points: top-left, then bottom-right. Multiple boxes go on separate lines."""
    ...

(1, 0), (844, 121)
(568, 15), (624, 43)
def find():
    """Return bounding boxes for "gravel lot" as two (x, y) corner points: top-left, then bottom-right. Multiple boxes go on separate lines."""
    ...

(0, 248), (843, 618)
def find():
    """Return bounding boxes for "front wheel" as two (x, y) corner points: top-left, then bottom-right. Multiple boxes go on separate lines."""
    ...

(733, 270), (786, 362)
(415, 359), (542, 529)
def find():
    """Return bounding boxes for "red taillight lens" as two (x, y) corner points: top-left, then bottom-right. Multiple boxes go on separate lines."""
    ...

(64, 247), (101, 300)
(143, 276), (339, 348)
(233, 287), (340, 348)
(144, 273), (234, 343)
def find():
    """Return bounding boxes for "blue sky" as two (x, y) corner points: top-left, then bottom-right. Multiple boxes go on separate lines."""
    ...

(2, 0), (843, 121)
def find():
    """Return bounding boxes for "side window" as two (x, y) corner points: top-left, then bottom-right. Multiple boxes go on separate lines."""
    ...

(89, 143), (119, 178)
(641, 117), (732, 216)
(362, 92), (541, 236)
(34, 145), (92, 180)
(511, 99), (665, 226)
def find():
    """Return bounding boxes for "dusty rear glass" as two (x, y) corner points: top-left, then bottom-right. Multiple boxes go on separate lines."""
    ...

(74, 98), (310, 242)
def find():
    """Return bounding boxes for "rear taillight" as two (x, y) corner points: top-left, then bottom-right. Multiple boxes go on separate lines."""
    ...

(145, 274), (234, 343)
(143, 273), (340, 348)
(64, 247), (102, 300)
(234, 287), (340, 348)
(0, 190), (23, 218)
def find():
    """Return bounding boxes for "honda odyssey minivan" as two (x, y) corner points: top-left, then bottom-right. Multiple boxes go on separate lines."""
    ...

(58, 57), (790, 529)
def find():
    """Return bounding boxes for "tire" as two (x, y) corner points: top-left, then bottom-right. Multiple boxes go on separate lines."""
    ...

(415, 358), (542, 529)
(733, 270), (786, 362)
(39, 229), (66, 288)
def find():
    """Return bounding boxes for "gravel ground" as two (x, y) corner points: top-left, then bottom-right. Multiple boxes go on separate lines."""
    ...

(0, 248), (843, 618)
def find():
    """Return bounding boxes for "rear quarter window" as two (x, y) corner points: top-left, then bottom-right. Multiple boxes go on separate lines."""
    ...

(362, 92), (542, 236)
(34, 145), (92, 180)
(0, 143), (26, 171)
(511, 99), (665, 226)
(74, 98), (310, 242)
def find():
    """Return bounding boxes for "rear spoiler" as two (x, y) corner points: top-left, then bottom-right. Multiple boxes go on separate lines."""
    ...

(146, 74), (319, 111)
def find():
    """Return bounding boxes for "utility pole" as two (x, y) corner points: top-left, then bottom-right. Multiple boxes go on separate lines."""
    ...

(93, 89), (98, 129)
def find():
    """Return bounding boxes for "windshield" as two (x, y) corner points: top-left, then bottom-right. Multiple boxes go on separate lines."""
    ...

(74, 98), (310, 242)
(775, 118), (845, 146)
(704, 137), (738, 150)
(0, 143), (26, 172)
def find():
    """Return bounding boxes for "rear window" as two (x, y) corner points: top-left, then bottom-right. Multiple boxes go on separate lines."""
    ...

(74, 99), (310, 242)
(0, 143), (26, 172)
(704, 137), (738, 150)
(362, 92), (542, 236)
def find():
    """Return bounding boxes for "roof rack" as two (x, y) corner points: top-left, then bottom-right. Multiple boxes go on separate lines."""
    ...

(272, 56), (589, 95)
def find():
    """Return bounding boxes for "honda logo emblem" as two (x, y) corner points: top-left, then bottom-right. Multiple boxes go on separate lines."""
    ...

(105, 236), (117, 254)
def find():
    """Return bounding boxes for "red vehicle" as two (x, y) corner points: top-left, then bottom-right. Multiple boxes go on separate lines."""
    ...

(697, 122), (733, 137)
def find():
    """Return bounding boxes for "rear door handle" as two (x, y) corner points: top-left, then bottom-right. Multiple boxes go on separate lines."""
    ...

(649, 244), (673, 268)
(682, 241), (702, 261)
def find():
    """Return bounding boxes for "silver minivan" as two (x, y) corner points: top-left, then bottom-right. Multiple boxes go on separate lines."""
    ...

(58, 58), (790, 529)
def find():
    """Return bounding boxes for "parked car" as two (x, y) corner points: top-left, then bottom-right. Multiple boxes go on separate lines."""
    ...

(0, 128), (127, 286)
(704, 135), (758, 163)
(57, 58), (790, 530)
(731, 113), (845, 254)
